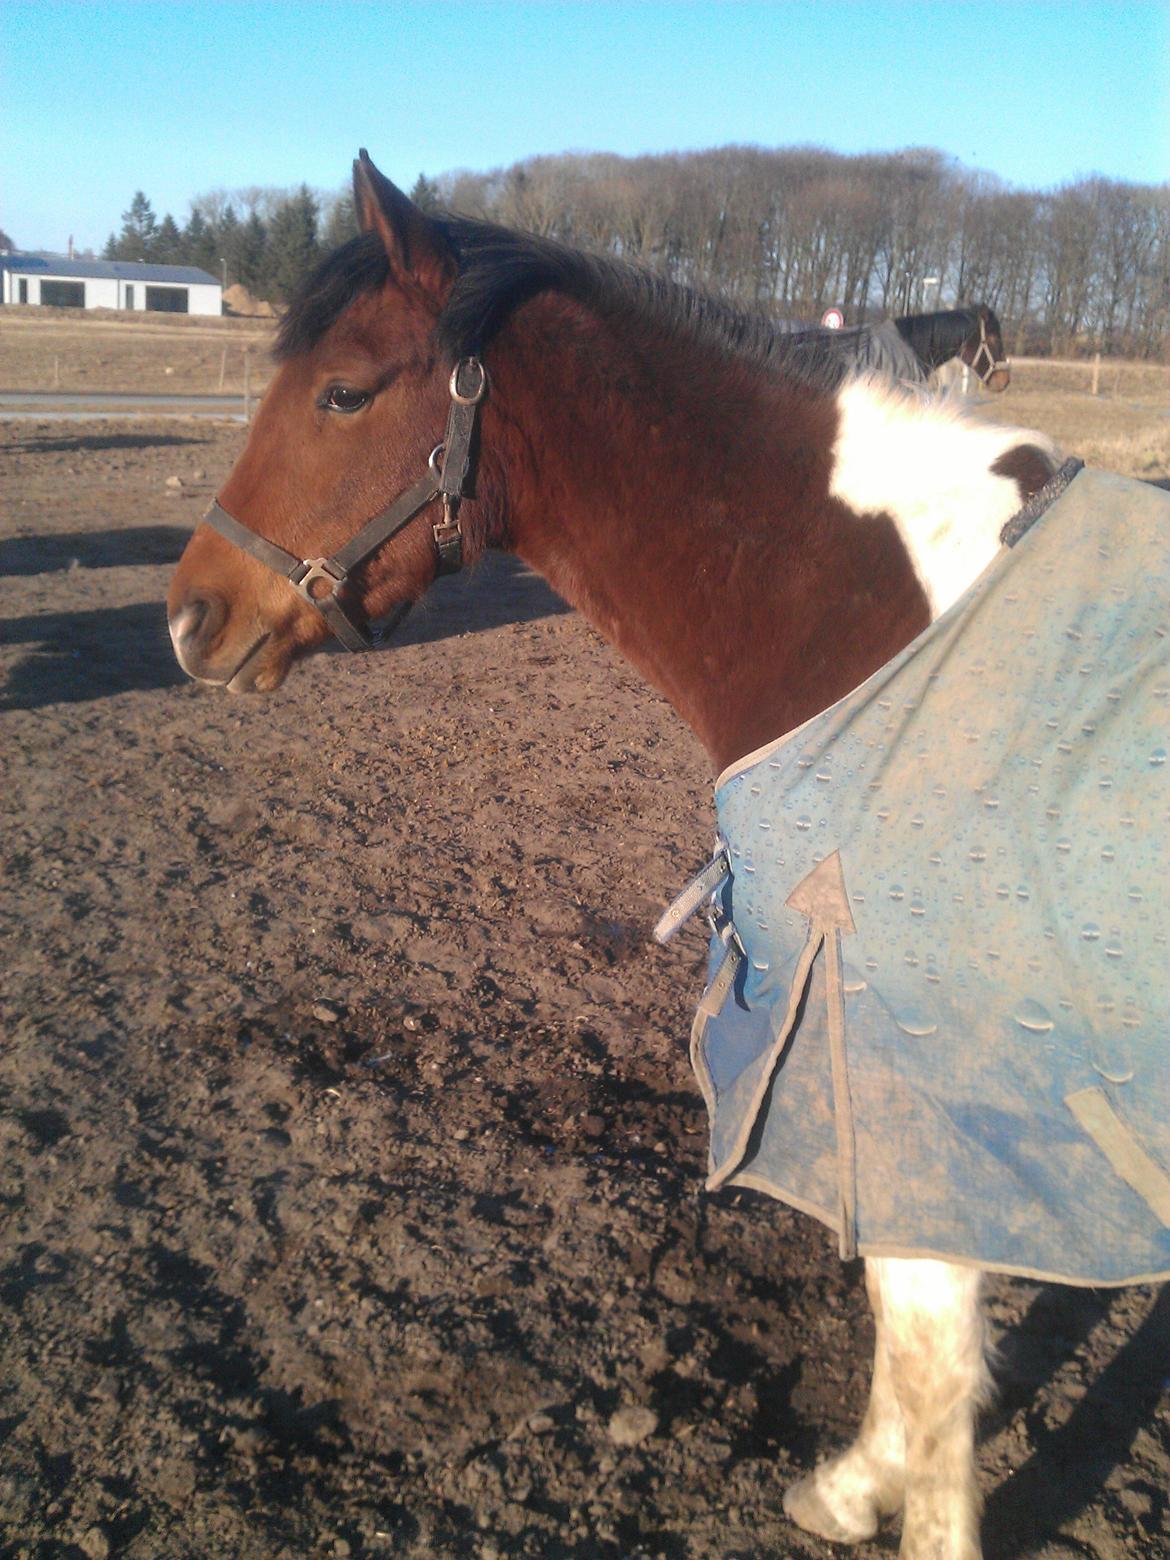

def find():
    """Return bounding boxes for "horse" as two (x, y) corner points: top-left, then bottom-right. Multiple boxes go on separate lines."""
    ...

(787, 307), (1011, 393)
(167, 153), (1163, 1559)
(894, 306), (1010, 391)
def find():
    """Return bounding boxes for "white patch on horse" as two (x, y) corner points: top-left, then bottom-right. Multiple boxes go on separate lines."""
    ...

(829, 378), (1058, 618)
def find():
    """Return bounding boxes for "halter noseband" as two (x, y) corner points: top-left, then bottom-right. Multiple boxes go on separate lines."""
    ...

(966, 315), (1009, 387)
(201, 356), (488, 652)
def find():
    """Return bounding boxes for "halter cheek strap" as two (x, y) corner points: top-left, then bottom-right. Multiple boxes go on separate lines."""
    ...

(201, 357), (487, 652)
(968, 316), (1009, 387)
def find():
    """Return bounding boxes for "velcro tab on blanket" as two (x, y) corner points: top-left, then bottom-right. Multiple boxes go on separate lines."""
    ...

(654, 851), (730, 945)
(1066, 1088), (1170, 1227)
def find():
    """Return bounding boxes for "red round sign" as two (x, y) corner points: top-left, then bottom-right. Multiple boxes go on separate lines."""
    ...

(821, 308), (845, 330)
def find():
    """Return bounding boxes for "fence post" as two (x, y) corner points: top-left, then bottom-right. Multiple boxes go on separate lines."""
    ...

(218, 347), (227, 391)
(1091, 352), (1101, 396)
(243, 350), (251, 423)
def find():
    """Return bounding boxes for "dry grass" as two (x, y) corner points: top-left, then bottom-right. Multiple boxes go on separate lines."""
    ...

(968, 356), (1169, 481)
(0, 306), (274, 396)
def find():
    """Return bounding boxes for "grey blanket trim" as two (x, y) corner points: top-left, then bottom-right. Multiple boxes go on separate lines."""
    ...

(999, 456), (1084, 548)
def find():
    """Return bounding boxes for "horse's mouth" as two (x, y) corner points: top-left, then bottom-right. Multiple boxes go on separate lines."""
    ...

(172, 622), (283, 692)
(225, 632), (283, 693)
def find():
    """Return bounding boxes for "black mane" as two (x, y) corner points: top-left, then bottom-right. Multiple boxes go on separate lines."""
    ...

(276, 215), (855, 393)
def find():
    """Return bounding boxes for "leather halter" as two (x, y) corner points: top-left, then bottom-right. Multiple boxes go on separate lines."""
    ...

(964, 314), (1009, 387)
(201, 357), (487, 651)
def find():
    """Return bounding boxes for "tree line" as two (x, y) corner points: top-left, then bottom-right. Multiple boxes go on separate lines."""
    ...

(102, 185), (354, 304)
(104, 149), (1167, 357)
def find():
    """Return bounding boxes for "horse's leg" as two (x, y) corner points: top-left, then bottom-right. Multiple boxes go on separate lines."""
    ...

(783, 1256), (909, 1542)
(784, 1256), (988, 1558)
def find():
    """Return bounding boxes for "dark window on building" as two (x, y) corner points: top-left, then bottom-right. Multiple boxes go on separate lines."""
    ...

(145, 286), (188, 313)
(41, 280), (85, 308)
(17, 279), (28, 303)
(125, 285), (135, 309)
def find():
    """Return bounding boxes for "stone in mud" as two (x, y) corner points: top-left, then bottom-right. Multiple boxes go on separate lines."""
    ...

(606, 1406), (658, 1446)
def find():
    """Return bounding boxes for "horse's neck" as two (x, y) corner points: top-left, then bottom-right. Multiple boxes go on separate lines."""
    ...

(895, 311), (973, 369)
(483, 302), (1030, 773)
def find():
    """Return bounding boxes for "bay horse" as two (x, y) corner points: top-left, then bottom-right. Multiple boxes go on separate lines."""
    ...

(168, 154), (1087, 1560)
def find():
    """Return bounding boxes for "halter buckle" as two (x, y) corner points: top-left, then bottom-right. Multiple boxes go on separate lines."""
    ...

(449, 357), (487, 406)
(291, 556), (347, 603)
(432, 494), (463, 574)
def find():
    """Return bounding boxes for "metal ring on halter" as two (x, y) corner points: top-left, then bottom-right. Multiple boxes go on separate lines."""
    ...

(428, 443), (445, 474)
(290, 556), (347, 602)
(449, 357), (487, 406)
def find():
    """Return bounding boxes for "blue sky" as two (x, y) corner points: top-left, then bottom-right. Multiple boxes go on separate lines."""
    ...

(3, 0), (1168, 252)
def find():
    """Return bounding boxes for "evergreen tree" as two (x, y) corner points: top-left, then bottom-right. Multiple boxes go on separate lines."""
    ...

(235, 210), (268, 296)
(216, 204), (241, 285)
(183, 209), (217, 272)
(153, 213), (182, 265)
(266, 185), (320, 301)
(321, 191), (356, 251)
(410, 173), (441, 213)
(114, 191), (157, 259)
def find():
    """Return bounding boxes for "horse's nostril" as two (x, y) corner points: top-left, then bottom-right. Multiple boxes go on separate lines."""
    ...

(170, 592), (224, 651)
(179, 598), (207, 637)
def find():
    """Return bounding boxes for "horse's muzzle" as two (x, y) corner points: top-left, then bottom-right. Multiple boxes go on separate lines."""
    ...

(168, 589), (280, 691)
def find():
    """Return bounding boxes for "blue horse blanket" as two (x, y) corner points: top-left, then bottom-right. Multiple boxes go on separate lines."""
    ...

(685, 465), (1170, 1285)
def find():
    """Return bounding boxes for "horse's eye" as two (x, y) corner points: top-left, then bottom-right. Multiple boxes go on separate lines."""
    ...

(320, 385), (371, 414)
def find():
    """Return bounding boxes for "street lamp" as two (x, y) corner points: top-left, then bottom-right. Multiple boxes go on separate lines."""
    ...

(220, 257), (227, 291)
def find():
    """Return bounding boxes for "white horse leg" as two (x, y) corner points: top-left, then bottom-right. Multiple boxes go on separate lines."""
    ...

(783, 1256), (909, 1542)
(784, 1255), (988, 1559)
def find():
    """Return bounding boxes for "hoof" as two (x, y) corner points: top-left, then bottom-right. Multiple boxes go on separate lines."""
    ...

(783, 1472), (879, 1545)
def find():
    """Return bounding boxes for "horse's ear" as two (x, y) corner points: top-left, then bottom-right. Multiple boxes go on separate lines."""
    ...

(353, 149), (453, 300)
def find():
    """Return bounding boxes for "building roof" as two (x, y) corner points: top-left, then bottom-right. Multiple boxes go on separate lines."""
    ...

(0, 252), (220, 286)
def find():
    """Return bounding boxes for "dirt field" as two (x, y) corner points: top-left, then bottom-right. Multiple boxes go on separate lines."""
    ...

(2, 315), (1169, 1560)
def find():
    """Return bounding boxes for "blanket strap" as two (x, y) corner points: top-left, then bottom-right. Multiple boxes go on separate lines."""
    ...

(653, 849), (730, 945)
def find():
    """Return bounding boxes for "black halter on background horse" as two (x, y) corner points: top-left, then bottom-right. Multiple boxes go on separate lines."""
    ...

(201, 357), (488, 650)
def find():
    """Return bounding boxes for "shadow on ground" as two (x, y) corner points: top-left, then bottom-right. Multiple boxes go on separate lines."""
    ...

(1, 601), (186, 708)
(1, 554), (572, 709)
(0, 526), (194, 575)
(4, 431), (213, 455)
(983, 1284), (1170, 1557)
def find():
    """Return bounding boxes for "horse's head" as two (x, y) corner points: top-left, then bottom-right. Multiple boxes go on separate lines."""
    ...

(962, 305), (1010, 394)
(168, 154), (467, 691)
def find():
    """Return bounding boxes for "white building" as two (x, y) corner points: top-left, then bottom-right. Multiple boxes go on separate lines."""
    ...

(0, 253), (222, 316)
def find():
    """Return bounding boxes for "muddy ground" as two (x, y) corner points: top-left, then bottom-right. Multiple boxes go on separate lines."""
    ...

(2, 417), (1169, 1560)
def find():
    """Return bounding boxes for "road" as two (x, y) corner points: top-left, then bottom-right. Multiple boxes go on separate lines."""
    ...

(0, 390), (249, 420)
